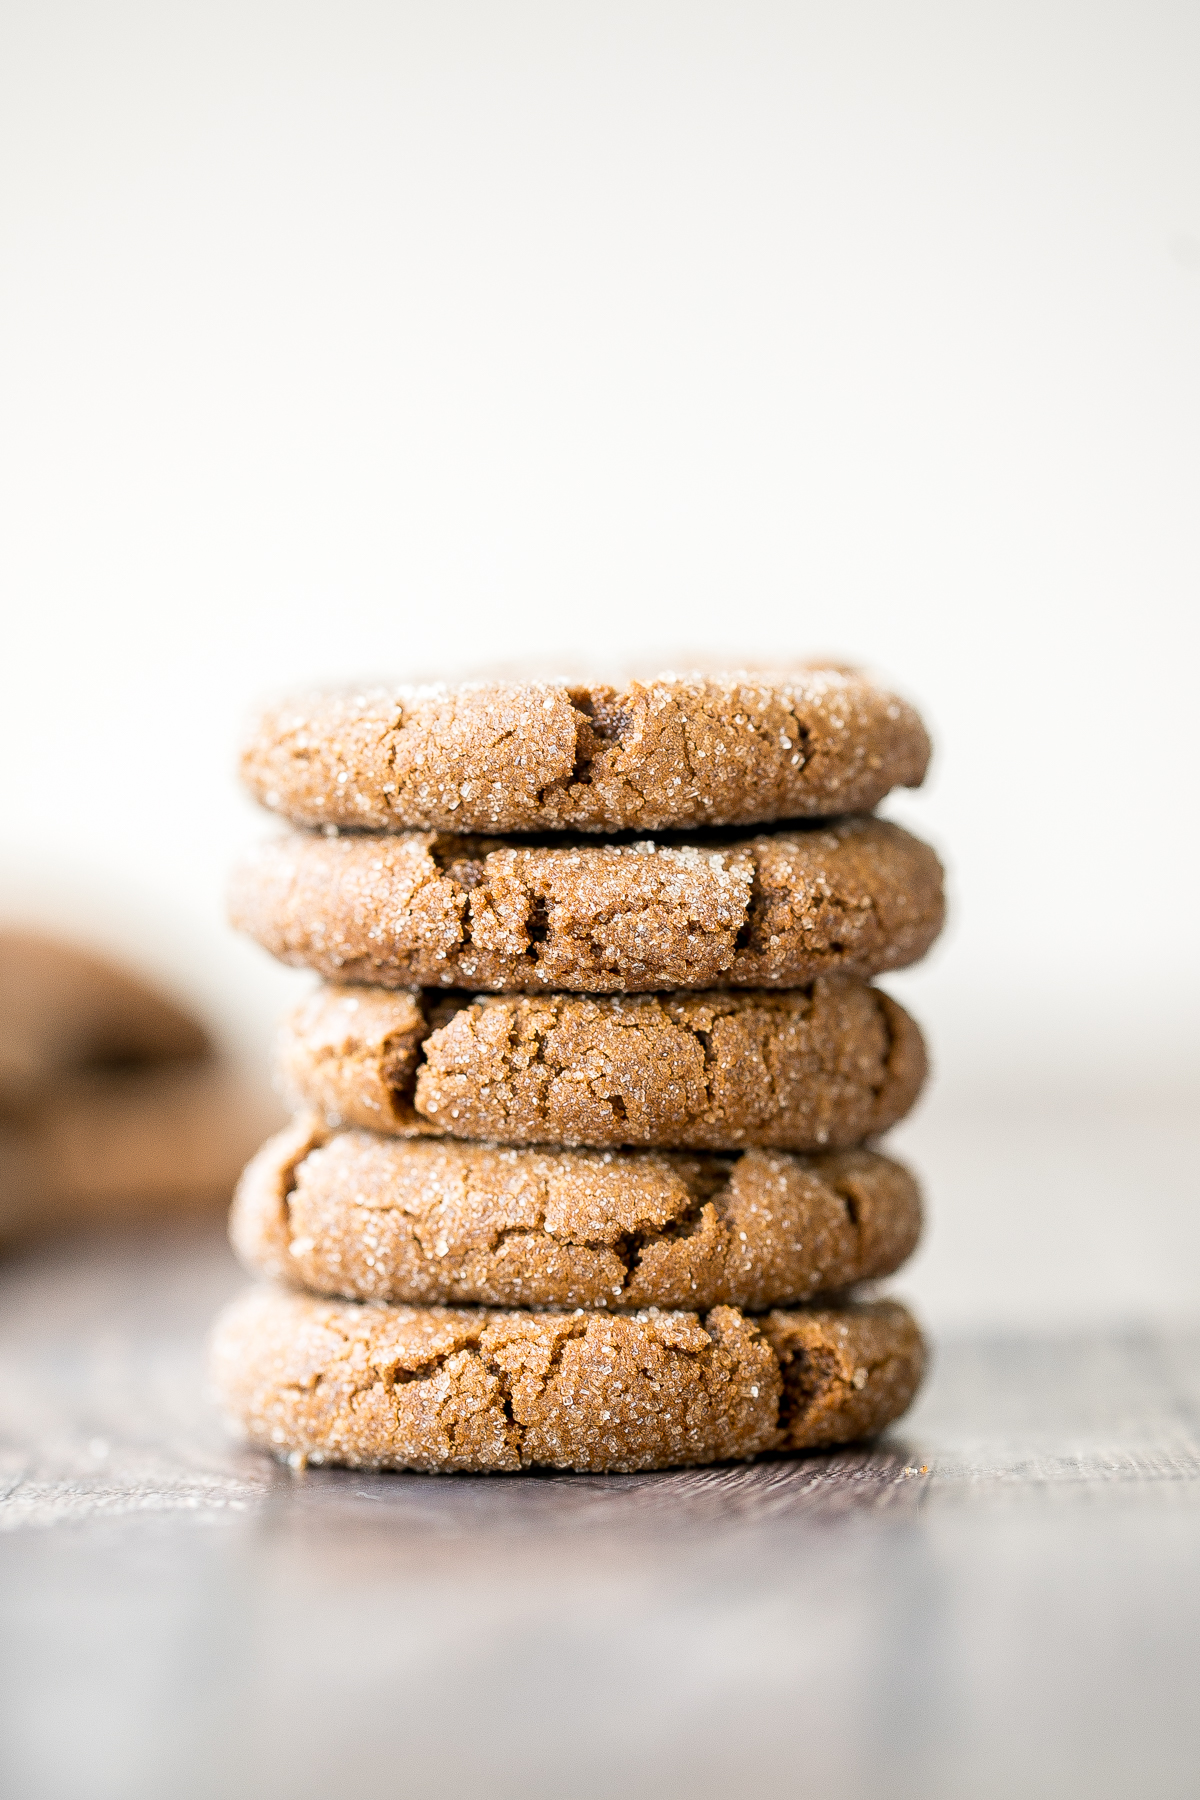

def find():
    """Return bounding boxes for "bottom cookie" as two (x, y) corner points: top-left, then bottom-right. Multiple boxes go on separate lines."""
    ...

(209, 1286), (925, 1474)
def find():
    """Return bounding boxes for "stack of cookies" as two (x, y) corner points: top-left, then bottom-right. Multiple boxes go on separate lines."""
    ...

(211, 667), (945, 1474)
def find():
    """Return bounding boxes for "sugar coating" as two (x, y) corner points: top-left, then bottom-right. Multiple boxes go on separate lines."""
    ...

(209, 1284), (926, 1472)
(276, 978), (927, 1152)
(240, 668), (931, 836)
(229, 817), (944, 993)
(231, 1115), (922, 1311)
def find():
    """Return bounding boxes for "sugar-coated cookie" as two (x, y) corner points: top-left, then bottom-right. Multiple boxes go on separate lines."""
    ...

(210, 1283), (926, 1472)
(276, 978), (926, 1152)
(232, 1115), (921, 1311)
(230, 817), (944, 993)
(241, 668), (930, 835)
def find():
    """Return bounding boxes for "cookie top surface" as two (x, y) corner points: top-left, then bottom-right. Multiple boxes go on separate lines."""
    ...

(210, 1283), (926, 1472)
(231, 1114), (922, 1311)
(229, 816), (945, 994)
(241, 668), (930, 835)
(275, 977), (926, 1153)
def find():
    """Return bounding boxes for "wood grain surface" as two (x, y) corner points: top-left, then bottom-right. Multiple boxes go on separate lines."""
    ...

(1, 1221), (1198, 1800)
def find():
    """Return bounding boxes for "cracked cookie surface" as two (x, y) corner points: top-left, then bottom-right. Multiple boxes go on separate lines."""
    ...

(241, 668), (931, 836)
(277, 978), (926, 1151)
(210, 1285), (925, 1472)
(231, 1116), (922, 1310)
(230, 816), (944, 993)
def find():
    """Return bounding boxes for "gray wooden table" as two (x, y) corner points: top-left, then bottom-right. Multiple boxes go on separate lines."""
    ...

(2, 1220), (1198, 1800)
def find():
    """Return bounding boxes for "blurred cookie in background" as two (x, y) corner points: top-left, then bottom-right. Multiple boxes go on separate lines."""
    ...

(0, 932), (280, 1242)
(0, 931), (209, 1097)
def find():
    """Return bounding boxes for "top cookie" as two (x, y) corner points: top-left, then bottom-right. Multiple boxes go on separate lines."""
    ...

(241, 668), (931, 835)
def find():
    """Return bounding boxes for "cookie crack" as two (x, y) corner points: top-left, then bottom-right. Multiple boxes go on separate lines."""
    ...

(279, 1149), (305, 1221)
(567, 692), (638, 785)
(482, 1159), (736, 1295)
(687, 1021), (728, 1123)
(374, 1347), (476, 1391)
(525, 896), (551, 948)
(828, 1179), (864, 1264)
(474, 1349), (520, 1445)
(478, 1319), (588, 1429)
(274, 1122), (333, 1234)
(774, 1344), (842, 1435)
(733, 862), (762, 953)
(485, 1219), (638, 1275)
(618, 1180), (722, 1280)
(781, 707), (812, 770)
(866, 989), (900, 1122)
(528, 1321), (584, 1392)
(486, 1220), (551, 1257)
(277, 1319), (484, 1407)
(496, 1003), (553, 1129)
(692, 1023), (717, 1078)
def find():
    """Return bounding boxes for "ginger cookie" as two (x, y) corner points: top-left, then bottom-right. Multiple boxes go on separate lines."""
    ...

(241, 668), (931, 835)
(0, 930), (279, 1241)
(210, 1285), (925, 1472)
(230, 816), (944, 994)
(0, 930), (209, 1099)
(1, 1061), (280, 1243)
(276, 978), (926, 1152)
(231, 1115), (922, 1311)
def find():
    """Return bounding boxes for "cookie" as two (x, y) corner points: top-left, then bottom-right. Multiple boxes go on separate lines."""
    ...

(240, 668), (931, 835)
(230, 816), (944, 993)
(209, 1284), (926, 1472)
(0, 1061), (281, 1242)
(276, 978), (926, 1152)
(0, 930), (209, 1099)
(231, 1115), (922, 1310)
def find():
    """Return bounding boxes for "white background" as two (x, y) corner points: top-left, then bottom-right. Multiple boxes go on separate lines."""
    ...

(3, 0), (1197, 1327)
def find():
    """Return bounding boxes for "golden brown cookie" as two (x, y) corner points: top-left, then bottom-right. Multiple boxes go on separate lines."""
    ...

(230, 816), (944, 993)
(210, 1284), (925, 1472)
(276, 978), (926, 1152)
(231, 1115), (922, 1311)
(240, 668), (931, 835)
